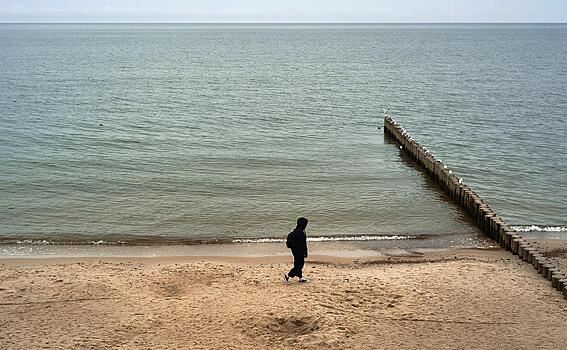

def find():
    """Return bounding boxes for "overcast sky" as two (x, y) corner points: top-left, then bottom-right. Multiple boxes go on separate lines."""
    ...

(1, 0), (566, 23)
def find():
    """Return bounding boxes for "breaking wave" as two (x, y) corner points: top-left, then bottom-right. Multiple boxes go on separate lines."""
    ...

(1, 234), (419, 246)
(233, 235), (416, 243)
(511, 225), (567, 233)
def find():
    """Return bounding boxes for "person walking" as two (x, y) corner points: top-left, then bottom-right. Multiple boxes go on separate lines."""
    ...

(283, 217), (308, 283)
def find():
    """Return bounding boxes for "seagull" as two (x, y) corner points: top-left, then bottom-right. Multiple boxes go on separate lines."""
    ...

(458, 178), (463, 184)
(444, 165), (448, 169)
(399, 145), (403, 150)
(449, 170), (453, 175)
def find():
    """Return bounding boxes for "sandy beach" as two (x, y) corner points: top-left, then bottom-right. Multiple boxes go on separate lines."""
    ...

(528, 239), (567, 274)
(1, 248), (566, 350)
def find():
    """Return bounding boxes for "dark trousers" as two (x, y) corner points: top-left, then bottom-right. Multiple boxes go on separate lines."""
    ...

(288, 250), (305, 279)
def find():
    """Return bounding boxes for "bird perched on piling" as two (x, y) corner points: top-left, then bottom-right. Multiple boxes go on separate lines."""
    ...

(458, 178), (463, 184)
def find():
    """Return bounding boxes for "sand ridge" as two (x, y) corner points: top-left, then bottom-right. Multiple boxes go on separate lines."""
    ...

(0, 250), (566, 349)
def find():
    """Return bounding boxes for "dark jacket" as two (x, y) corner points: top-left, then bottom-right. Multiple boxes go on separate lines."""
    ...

(291, 228), (308, 256)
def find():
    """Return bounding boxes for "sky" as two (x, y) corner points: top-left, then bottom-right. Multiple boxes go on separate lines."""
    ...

(0, 0), (566, 23)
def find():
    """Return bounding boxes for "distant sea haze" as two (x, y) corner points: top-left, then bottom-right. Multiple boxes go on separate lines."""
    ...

(0, 23), (566, 245)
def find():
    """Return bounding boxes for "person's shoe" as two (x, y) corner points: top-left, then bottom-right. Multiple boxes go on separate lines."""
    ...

(283, 274), (289, 284)
(298, 278), (307, 283)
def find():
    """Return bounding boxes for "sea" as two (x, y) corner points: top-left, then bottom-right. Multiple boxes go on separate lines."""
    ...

(0, 23), (566, 250)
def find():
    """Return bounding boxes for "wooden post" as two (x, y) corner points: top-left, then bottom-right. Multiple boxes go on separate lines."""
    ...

(547, 268), (558, 281)
(551, 274), (564, 290)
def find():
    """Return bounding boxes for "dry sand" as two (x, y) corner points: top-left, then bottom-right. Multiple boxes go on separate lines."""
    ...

(1, 249), (566, 350)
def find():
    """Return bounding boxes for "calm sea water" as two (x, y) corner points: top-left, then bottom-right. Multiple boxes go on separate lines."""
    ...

(0, 23), (566, 245)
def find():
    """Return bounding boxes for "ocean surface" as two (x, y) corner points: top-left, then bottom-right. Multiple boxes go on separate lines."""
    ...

(0, 23), (566, 247)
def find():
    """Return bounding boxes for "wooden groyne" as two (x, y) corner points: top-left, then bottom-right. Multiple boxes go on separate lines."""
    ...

(383, 116), (567, 299)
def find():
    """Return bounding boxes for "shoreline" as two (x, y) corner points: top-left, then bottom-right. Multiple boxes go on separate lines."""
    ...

(0, 236), (497, 260)
(0, 247), (502, 266)
(1, 227), (564, 246)
(1, 234), (564, 261)
(1, 247), (565, 349)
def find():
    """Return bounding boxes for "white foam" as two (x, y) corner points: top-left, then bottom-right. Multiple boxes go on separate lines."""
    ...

(5, 235), (415, 246)
(511, 225), (567, 233)
(8, 239), (128, 246)
(15, 240), (54, 245)
(231, 238), (284, 243)
(232, 235), (414, 244)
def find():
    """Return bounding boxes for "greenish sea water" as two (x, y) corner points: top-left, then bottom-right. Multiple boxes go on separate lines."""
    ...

(0, 24), (565, 245)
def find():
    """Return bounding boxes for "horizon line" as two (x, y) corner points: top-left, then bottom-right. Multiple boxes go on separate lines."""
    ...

(1, 21), (566, 25)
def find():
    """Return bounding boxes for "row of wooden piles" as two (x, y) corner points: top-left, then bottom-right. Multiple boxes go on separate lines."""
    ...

(384, 116), (567, 299)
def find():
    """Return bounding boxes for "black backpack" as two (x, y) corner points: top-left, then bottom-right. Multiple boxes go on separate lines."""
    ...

(286, 231), (296, 249)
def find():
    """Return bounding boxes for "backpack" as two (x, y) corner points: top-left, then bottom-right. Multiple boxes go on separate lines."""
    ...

(286, 231), (296, 249)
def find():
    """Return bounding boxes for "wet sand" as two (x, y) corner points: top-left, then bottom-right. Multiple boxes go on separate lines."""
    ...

(1, 247), (566, 350)
(527, 239), (567, 274)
